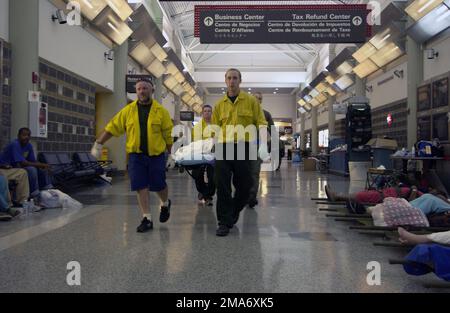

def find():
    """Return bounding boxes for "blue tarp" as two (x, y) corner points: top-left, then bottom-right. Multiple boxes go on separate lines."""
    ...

(403, 244), (450, 281)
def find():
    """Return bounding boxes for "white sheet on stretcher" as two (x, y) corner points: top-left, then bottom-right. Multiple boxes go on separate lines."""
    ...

(173, 139), (215, 166)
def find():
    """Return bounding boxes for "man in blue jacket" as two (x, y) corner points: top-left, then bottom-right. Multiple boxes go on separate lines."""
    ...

(0, 128), (53, 198)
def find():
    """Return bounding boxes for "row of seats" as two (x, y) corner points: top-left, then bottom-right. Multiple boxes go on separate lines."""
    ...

(38, 152), (114, 186)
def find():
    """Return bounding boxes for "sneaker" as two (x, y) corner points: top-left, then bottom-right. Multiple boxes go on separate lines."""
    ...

(137, 217), (153, 233)
(216, 225), (230, 237)
(160, 199), (171, 223)
(7, 208), (21, 218)
(0, 212), (12, 222)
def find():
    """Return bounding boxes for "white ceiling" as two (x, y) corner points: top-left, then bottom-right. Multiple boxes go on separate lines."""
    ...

(159, 0), (368, 94)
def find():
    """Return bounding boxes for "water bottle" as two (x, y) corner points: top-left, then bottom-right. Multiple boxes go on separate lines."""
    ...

(29, 199), (35, 213)
(22, 201), (30, 217)
(411, 146), (416, 157)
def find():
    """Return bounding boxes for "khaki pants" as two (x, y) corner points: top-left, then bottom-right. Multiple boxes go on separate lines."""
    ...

(0, 168), (30, 204)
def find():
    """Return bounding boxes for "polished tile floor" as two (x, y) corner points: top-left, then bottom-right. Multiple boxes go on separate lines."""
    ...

(0, 161), (446, 293)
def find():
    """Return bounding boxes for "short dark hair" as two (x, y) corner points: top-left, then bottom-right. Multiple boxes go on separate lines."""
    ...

(202, 105), (212, 111)
(225, 68), (242, 80)
(18, 127), (31, 136)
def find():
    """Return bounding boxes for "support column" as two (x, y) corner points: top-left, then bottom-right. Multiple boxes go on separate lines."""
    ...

(311, 107), (318, 154)
(10, 0), (39, 139)
(406, 24), (423, 149)
(354, 76), (366, 98)
(96, 42), (128, 171)
(311, 56), (319, 155)
(328, 44), (337, 138)
(173, 30), (182, 126)
(300, 114), (306, 150)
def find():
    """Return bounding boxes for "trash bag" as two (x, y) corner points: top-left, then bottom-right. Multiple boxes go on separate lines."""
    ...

(39, 189), (83, 209)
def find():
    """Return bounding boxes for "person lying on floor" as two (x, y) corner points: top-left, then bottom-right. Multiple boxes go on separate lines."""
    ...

(398, 227), (450, 246)
(324, 183), (424, 204)
(326, 183), (450, 217)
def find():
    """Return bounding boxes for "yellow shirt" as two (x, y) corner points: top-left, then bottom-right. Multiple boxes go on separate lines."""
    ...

(211, 91), (268, 143)
(192, 119), (211, 141)
(105, 99), (173, 156)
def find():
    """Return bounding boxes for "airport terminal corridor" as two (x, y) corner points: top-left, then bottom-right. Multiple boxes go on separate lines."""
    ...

(0, 163), (441, 293)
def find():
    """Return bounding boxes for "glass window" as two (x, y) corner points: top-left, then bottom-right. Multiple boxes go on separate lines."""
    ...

(417, 84), (431, 111)
(306, 133), (311, 149)
(417, 116), (431, 141)
(319, 129), (329, 148)
(432, 113), (448, 141)
(433, 78), (448, 108)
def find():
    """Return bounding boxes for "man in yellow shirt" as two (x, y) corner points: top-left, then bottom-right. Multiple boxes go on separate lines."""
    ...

(91, 78), (174, 233)
(212, 68), (268, 236)
(192, 105), (215, 206)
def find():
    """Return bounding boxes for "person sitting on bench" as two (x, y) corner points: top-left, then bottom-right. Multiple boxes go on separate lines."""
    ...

(0, 174), (23, 221)
(0, 128), (53, 199)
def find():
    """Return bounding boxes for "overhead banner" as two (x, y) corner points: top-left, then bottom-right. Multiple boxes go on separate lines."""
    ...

(126, 75), (154, 94)
(180, 111), (195, 122)
(195, 5), (371, 44)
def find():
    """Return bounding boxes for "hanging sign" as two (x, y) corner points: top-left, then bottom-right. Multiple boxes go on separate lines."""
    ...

(195, 5), (371, 44)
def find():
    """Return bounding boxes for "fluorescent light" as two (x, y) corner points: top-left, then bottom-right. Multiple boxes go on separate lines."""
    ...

(369, 42), (403, 67)
(166, 63), (179, 76)
(150, 44), (167, 62)
(353, 42), (378, 63)
(370, 28), (393, 49)
(182, 82), (192, 93)
(309, 88), (319, 98)
(106, 0), (133, 21)
(316, 82), (328, 92)
(310, 99), (320, 107)
(334, 74), (354, 91)
(317, 93), (328, 103)
(94, 10), (133, 45)
(130, 42), (155, 67)
(174, 71), (185, 84)
(164, 76), (178, 90)
(405, 0), (444, 21)
(182, 94), (192, 104)
(325, 86), (337, 96)
(325, 73), (338, 85)
(146, 59), (166, 78)
(79, 0), (107, 21)
(298, 99), (306, 106)
(335, 61), (353, 76)
(193, 95), (202, 104)
(172, 84), (184, 96)
(303, 94), (313, 102)
(353, 58), (380, 78)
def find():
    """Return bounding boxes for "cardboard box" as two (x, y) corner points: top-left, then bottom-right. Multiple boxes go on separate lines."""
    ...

(367, 138), (398, 150)
(304, 158), (317, 171)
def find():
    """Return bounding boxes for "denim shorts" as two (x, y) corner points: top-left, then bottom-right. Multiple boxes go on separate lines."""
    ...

(128, 153), (167, 192)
